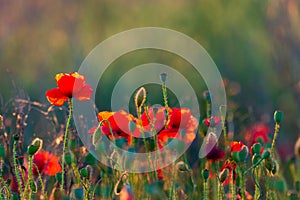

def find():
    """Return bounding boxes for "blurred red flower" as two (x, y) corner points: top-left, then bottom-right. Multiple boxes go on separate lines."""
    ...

(33, 151), (62, 176)
(46, 72), (92, 106)
(245, 123), (270, 145)
(203, 116), (221, 127)
(230, 141), (245, 152)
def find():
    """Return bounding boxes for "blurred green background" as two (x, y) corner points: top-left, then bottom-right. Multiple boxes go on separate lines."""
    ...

(0, 0), (300, 154)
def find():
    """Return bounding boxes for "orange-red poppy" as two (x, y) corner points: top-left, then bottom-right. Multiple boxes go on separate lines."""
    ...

(230, 141), (245, 152)
(33, 151), (62, 176)
(46, 72), (92, 106)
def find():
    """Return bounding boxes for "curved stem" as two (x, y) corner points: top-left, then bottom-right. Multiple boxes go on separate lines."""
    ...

(61, 99), (73, 191)
(13, 139), (23, 198)
(271, 123), (280, 156)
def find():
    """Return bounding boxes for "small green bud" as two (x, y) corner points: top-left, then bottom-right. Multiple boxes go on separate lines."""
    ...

(55, 172), (62, 183)
(30, 180), (37, 193)
(264, 157), (274, 172)
(202, 169), (210, 181)
(261, 150), (271, 159)
(203, 91), (212, 103)
(13, 134), (19, 141)
(28, 138), (43, 156)
(64, 152), (73, 165)
(231, 151), (240, 163)
(219, 168), (229, 183)
(92, 126), (103, 145)
(69, 139), (77, 150)
(80, 168), (89, 178)
(134, 87), (146, 108)
(238, 145), (249, 162)
(251, 143), (262, 155)
(274, 110), (284, 124)
(73, 187), (84, 199)
(176, 161), (189, 172)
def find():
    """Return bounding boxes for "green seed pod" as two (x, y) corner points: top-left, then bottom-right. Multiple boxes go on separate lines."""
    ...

(73, 187), (84, 199)
(0, 145), (5, 158)
(271, 160), (278, 175)
(251, 143), (262, 155)
(238, 145), (249, 162)
(64, 152), (73, 165)
(134, 87), (146, 108)
(264, 157), (274, 172)
(202, 169), (210, 182)
(80, 168), (89, 178)
(252, 154), (261, 165)
(55, 172), (62, 183)
(274, 110), (284, 124)
(13, 134), (19, 141)
(261, 150), (271, 159)
(28, 138), (43, 156)
(30, 180), (37, 193)
(219, 168), (229, 183)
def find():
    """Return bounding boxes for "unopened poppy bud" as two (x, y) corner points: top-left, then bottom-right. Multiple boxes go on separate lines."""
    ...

(264, 157), (274, 172)
(271, 160), (278, 175)
(262, 150), (270, 159)
(202, 169), (210, 182)
(0, 145), (5, 158)
(176, 161), (189, 172)
(80, 167), (89, 178)
(134, 87), (146, 108)
(30, 180), (37, 193)
(64, 152), (73, 165)
(28, 138), (43, 156)
(160, 72), (167, 84)
(92, 126), (103, 145)
(252, 154), (261, 165)
(55, 172), (62, 183)
(251, 143), (262, 155)
(274, 110), (284, 124)
(219, 168), (229, 183)
(203, 90), (212, 103)
(13, 134), (19, 141)
(294, 137), (300, 158)
(238, 145), (249, 162)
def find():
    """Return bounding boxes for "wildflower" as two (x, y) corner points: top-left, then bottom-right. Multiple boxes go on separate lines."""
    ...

(46, 72), (92, 106)
(33, 151), (62, 176)
(230, 141), (249, 162)
(245, 123), (270, 145)
(203, 116), (221, 127)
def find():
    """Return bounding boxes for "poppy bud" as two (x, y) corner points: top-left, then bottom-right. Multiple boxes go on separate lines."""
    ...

(64, 151), (73, 165)
(92, 126), (103, 145)
(238, 145), (249, 162)
(17, 156), (24, 165)
(28, 138), (43, 156)
(0, 145), (5, 158)
(69, 139), (77, 151)
(264, 157), (274, 172)
(271, 160), (278, 175)
(231, 151), (240, 163)
(219, 168), (229, 183)
(160, 72), (167, 84)
(13, 134), (19, 141)
(30, 180), (37, 193)
(261, 150), (270, 159)
(80, 167), (89, 178)
(251, 143), (262, 155)
(55, 172), (62, 183)
(252, 154), (261, 165)
(274, 110), (284, 124)
(202, 169), (210, 182)
(134, 87), (146, 108)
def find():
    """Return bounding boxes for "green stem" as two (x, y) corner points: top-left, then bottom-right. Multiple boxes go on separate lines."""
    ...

(162, 83), (170, 127)
(203, 180), (208, 200)
(71, 159), (82, 186)
(28, 156), (33, 200)
(61, 99), (73, 191)
(33, 163), (47, 200)
(271, 123), (280, 156)
(230, 170), (236, 200)
(13, 139), (23, 198)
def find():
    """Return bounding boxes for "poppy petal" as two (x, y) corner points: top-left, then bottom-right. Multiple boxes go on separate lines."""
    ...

(46, 88), (69, 106)
(74, 84), (93, 101)
(56, 72), (85, 97)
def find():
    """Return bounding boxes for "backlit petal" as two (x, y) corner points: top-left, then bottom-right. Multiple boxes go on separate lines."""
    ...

(46, 88), (69, 106)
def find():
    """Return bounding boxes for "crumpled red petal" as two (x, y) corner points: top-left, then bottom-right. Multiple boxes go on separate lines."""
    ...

(46, 88), (69, 106)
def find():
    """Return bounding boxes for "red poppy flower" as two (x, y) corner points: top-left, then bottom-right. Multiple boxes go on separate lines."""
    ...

(33, 151), (62, 176)
(245, 123), (270, 145)
(220, 160), (237, 185)
(46, 72), (92, 106)
(203, 116), (221, 127)
(230, 141), (245, 152)
(140, 107), (166, 133)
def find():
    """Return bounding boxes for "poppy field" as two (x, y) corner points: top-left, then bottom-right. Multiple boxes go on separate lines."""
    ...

(0, 71), (299, 200)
